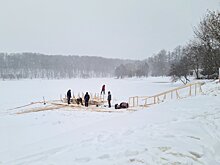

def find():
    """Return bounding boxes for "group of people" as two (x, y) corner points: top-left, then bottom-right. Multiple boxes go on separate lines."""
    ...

(67, 90), (90, 107)
(66, 84), (112, 108)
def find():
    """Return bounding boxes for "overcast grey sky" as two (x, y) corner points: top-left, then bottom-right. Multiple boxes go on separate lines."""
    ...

(0, 0), (219, 60)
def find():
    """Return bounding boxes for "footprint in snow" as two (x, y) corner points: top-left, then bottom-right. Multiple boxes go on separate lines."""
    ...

(97, 154), (110, 159)
(172, 118), (178, 122)
(189, 151), (203, 158)
(123, 130), (134, 136)
(158, 146), (172, 152)
(187, 135), (200, 140)
(75, 157), (91, 162)
(129, 158), (147, 164)
(163, 134), (175, 138)
(124, 150), (139, 157)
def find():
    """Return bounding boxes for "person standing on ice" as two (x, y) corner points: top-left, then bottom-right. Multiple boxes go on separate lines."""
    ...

(67, 89), (71, 104)
(107, 91), (111, 108)
(84, 92), (90, 107)
(101, 85), (105, 95)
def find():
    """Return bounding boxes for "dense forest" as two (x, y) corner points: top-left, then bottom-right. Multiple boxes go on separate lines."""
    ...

(0, 10), (219, 81)
(0, 53), (134, 79)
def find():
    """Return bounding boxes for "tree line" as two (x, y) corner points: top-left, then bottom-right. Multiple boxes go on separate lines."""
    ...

(115, 10), (220, 83)
(0, 53), (134, 79)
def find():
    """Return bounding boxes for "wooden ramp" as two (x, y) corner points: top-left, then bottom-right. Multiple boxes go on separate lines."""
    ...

(51, 102), (135, 113)
(16, 104), (64, 114)
(129, 82), (203, 107)
(14, 101), (135, 114)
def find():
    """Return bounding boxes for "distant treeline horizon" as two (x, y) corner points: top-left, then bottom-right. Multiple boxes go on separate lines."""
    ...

(0, 52), (136, 79)
(1, 10), (220, 82)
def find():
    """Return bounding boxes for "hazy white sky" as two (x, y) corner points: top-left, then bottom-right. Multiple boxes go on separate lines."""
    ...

(0, 0), (219, 60)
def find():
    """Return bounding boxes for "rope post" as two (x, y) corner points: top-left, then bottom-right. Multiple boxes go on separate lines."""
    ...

(189, 84), (192, 96)
(176, 90), (179, 99)
(131, 97), (133, 107)
(199, 83), (202, 93)
(43, 97), (46, 105)
(133, 97), (135, 107)
(65, 94), (67, 102)
(145, 98), (147, 106)
(154, 96), (156, 104)
(195, 83), (197, 96)
(90, 93), (93, 100)
(136, 96), (138, 106)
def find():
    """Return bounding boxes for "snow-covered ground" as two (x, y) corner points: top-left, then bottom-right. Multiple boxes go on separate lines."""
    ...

(0, 77), (181, 111)
(0, 77), (220, 165)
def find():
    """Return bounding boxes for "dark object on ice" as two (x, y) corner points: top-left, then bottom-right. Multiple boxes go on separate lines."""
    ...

(67, 89), (71, 104)
(120, 102), (129, 108)
(76, 97), (83, 105)
(115, 102), (129, 109)
(115, 104), (120, 109)
(84, 92), (90, 107)
(107, 91), (111, 108)
(43, 96), (46, 105)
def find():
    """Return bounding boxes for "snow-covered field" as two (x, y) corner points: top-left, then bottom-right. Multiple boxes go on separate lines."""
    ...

(0, 77), (220, 165)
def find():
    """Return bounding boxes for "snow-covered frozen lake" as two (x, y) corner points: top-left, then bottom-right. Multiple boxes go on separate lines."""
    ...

(0, 77), (180, 111)
(0, 77), (220, 165)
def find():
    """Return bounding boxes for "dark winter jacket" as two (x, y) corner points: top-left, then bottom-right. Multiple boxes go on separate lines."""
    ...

(84, 93), (90, 102)
(102, 85), (105, 91)
(107, 93), (111, 101)
(67, 90), (71, 98)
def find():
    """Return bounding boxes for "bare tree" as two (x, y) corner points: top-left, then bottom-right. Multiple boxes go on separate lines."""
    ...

(183, 40), (204, 79)
(194, 10), (220, 77)
(169, 56), (190, 84)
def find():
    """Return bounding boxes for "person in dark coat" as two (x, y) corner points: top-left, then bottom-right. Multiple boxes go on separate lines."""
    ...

(67, 89), (71, 104)
(101, 85), (105, 95)
(84, 92), (90, 107)
(107, 91), (111, 108)
(76, 97), (83, 105)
